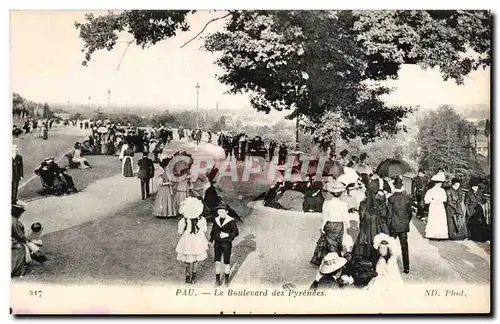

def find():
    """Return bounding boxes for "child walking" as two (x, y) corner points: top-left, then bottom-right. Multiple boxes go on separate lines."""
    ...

(209, 203), (239, 286)
(175, 197), (209, 284)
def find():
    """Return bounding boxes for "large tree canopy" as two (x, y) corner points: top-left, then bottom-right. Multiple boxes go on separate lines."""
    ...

(76, 10), (490, 144)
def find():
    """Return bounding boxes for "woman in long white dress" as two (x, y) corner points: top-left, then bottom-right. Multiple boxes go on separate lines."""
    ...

(424, 172), (448, 239)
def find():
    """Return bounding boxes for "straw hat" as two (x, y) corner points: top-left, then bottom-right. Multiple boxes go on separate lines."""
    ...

(326, 180), (345, 193)
(319, 252), (347, 275)
(178, 197), (204, 219)
(431, 172), (446, 182)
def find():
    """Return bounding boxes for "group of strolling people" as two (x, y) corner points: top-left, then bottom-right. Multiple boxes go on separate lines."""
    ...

(413, 170), (489, 243)
(217, 132), (289, 163)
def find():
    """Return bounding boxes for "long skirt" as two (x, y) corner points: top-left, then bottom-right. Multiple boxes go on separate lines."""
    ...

(352, 212), (388, 264)
(11, 244), (31, 277)
(153, 185), (176, 218)
(101, 143), (108, 155)
(174, 190), (189, 215)
(310, 221), (344, 266)
(467, 205), (488, 242)
(425, 203), (448, 239)
(122, 156), (134, 177)
(176, 232), (209, 263)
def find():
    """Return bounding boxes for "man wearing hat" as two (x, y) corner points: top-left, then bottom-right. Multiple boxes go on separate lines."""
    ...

(12, 145), (24, 204)
(387, 177), (412, 273)
(137, 151), (155, 200)
(209, 203), (239, 286)
(412, 169), (428, 220)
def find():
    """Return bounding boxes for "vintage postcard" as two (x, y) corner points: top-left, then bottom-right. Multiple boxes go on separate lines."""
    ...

(9, 9), (491, 314)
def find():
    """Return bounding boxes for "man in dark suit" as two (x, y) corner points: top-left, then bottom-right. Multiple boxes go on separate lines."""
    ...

(387, 177), (412, 274)
(138, 151), (155, 200)
(12, 145), (23, 204)
(209, 203), (240, 286)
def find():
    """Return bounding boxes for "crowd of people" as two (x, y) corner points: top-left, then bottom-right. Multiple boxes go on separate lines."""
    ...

(256, 149), (490, 291)
(11, 118), (490, 289)
(12, 118), (57, 140)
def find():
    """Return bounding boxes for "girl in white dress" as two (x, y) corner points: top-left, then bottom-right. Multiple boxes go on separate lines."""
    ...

(176, 198), (209, 284)
(367, 233), (403, 293)
(424, 172), (448, 239)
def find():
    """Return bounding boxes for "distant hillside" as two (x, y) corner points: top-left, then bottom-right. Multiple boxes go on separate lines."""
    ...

(414, 104), (490, 121)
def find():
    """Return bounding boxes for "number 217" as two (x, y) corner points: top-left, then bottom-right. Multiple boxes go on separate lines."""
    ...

(29, 291), (42, 297)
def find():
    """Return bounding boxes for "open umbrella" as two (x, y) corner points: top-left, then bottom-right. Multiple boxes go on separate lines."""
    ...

(97, 126), (108, 133)
(354, 163), (373, 175)
(337, 167), (359, 185)
(376, 159), (412, 178)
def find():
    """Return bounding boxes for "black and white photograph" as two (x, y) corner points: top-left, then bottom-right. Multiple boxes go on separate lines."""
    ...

(8, 6), (491, 314)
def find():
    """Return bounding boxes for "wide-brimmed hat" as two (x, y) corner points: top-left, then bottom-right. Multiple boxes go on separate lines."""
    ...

(12, 200), (27, 214)
(373, 233), (394, 252)
(325, 180), (345, 193)
(319, 252), (347, 275)
(431, 172), (446, 182)
(179, 197), (204, 219)
(12, 145), (19, 151)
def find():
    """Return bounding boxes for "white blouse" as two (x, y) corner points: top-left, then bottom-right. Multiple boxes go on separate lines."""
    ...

(322, 198), (350, 227)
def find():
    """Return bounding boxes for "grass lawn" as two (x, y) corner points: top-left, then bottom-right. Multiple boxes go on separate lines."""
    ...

(18, 154), (125, 202)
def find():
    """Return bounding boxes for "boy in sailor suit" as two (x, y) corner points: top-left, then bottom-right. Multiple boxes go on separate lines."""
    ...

(209, 204), (239, 286)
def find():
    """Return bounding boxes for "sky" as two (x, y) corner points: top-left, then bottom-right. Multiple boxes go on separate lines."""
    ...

(10, 10), (491, 112)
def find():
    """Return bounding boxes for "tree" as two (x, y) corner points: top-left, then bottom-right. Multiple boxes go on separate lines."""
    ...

(75, 10), (491, 144)
(417, 105), (483, 180)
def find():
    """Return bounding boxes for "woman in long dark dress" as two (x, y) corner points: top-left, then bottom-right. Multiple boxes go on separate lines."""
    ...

(445, 178), (467, 240)
(303, 181), (324, 213)
(352, 191), (389, 266)
(465, 178), (488, 242)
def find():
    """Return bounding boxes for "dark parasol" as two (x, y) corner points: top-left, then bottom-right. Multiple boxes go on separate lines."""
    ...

(375, 159), (412, 178)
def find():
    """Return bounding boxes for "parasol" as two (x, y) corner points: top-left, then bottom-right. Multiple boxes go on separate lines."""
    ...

(337, 167), (359, 186)
(375, 159), (412, 178)
(97, 126), (108, 133)
(354, 163), (373, 175)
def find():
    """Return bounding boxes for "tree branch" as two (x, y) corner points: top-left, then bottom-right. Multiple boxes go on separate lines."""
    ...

(180, 13), (232, 49)
(117, 41), (134, 71)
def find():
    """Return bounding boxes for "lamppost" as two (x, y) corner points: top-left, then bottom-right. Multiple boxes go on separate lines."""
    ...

(195, 82), (200, 129)
(295, 71), (309, 150)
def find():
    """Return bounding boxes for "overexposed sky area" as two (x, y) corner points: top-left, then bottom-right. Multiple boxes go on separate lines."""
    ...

(10, 10), (490, 111)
